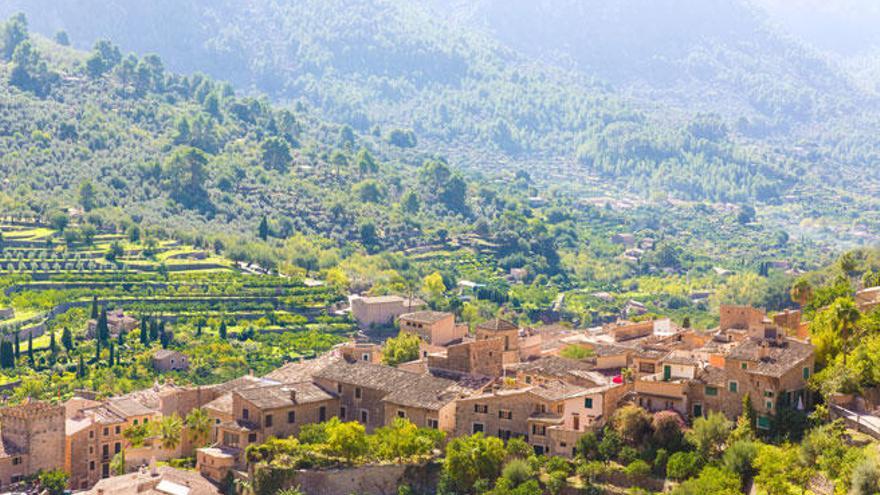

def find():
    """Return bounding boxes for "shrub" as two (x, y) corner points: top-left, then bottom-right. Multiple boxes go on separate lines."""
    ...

(850, 457), (880, 495)
(625, 460), (651, 481)
(618, 446), (639, 465)
(545, 456), (572, 476)
(722, 440), (758, 479)
(652, 448), (669, 476)
(575, 431), (599, 460)
(598, 428), (622, 461)
(614, 404), (654, 446)
(506, 437), (532, 460)
(652, 410), (685, 450)
(666, 451), (701, 481)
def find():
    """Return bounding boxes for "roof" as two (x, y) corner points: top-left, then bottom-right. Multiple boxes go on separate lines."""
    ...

(528, 380), (589, 401)
(86, 466), (220, 495)
(202, 393), (234, 416)
(237, 382), (335, 409)
(509, 356), (598, 383)
(476, 318), (518, 332)
(695, 366), (727, 387)
(316, 361), (461, 410)
(663, 350), (698, 366)
(725, 338), (814, 377)
(208, 375), (278, 395)
(264, 353), (343, 383)
(399, 310), (452, 324)
(108, 396), (159, 418)
(153, 349), (185, 360)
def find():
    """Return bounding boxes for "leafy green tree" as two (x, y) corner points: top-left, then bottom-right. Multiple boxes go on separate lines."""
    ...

(261, 136), (291, 172)
(850, 457), (880, 495)
(53, 30), (69, 46)
(10, 39), (56, 96)
(38, 469), (69, 495)
(687, 411), (732, 459)
(86, 39), (121, 78)
(326, 420), (368, 464)
(163, 146), (210, 209)
(754, 444), (813, 495)
(722, 439), (758, 480)
(830, 297), (861, 366)
(441, 434), (506, 495)
(401, 190), (420, 214)
(111, 449), (126, 476)
(1, 13), (28, 61)
(597, 427), (621, 461)
(422, 271), (447, 301)
(666, 451), (701, 481)
(612, 404), (653, 446)
(79, 180), (96, 211)
(671, 466), (740, 495)
(382, 332), (420, 367)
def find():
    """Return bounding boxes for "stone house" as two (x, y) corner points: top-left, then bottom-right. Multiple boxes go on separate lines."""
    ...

(87, 308), (138, 338)
(349, 295), (425, 328)
(474, 319), (541, 365)
(151, 349), (189, 372)
(0, 401), (65, 489)
(313, 361), (462, 433)
(339, 341), (383, 364)
(86, 465), (221, 495)
(398, 311), (466, 347)
(426, 337), (505, 378)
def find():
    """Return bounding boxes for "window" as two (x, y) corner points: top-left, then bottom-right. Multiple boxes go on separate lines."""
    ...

(584, 398), (593, 408)
(757, 415), (771, 430)
(288, 411), (296, 424)
(319, 406), (327, 422)
(248, 433), (257, 443)
(12, 457), (21, 466)
(265, 415), (273, 427)
(639, 362), (656, 374)
(103, 427), (109, 436)
(355, 387), (362, 399)
(474, 404), (488, 414)
(472, 423), (484, 434)
(532, 424), (546, 436)
(340, 406), (347, 419)
(525, 376), (532, 384)
(144, 418), (149, 424)
(114, 442), (121, 454)
(115, 425), (121, 434)
(803, 366), (811, 379)
(427, 418), (439, 429)
(89, 430), (94, 439)
(397, 410), (407, 419)
(741, 362), (748, 370)
(242, 408), (249, 420)
(497, 429), (511, 440)
(337, 383), (343, 394)
(728, 381), (738, 393)
(89, 446), (94, 455)
(102, 445), (109, 457)
(763, 390), (774, 398)
(362, 353), (369, 361)
(766, 401), (773, 410)
(223, 432), (239, 447)
(90, 461), (95, 471)
(133, 419), (138, 425)
(705, 386), (718, 396)
(498, 409), (512, 420)
(360, 409), (369, 423)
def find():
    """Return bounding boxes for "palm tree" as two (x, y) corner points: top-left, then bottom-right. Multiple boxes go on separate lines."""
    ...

(186, 408), (212, 447)
(831, 298), (861, 366)
(790, 278), (813, 307)
(155, 414), (183, 451)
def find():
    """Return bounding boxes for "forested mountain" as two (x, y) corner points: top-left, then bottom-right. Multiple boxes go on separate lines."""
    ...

(0, 14), (500, 260)
(2, 0), (868, 206)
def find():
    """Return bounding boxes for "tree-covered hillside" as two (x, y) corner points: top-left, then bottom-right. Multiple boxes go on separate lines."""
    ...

(0, 0), (866, 205)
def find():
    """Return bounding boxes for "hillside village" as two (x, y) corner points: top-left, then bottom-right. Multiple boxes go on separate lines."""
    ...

(0, 292), (844, 494)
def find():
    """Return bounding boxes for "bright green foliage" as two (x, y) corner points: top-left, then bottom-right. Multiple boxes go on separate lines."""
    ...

(442, 433), (507, 495)
(382, 332), (421, 367)
(686, 411), (732, 459)
(38, 469), (69, 495)
(671, 466), (740, 495)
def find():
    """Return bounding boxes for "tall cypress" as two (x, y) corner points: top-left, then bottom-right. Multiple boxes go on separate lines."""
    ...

(13, 331), (19, 360)
(78, 354), (85, 378)
(95, 336), (101, 363)
(49, 328), (57, 355)
(108, 342), (114, 367)
(27, 332), (33, 367)
(91, 295), (99, 319)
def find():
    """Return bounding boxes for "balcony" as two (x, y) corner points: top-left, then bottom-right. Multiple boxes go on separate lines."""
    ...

(634, 372), (688, 399)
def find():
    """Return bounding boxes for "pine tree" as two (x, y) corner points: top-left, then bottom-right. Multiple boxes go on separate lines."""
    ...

(91, 295), (99, 319)
(13, 331), (19, 360)
(258, 215), (269, 241)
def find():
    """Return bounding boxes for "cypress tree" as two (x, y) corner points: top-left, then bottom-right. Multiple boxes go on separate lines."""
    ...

(219, 320), (227, 339)
(78, 354), (85, 378)
(62, 327), (73, 352)
(0, 341), (13, 369)
(108, 342), (114, 367)
(95, 337), (101, 363)
(27, 332), (33, 367)
(258, 215), (269, 241)
(97, 308), (109, 342)
(149, 319), (159, 341)
(49, 328), (57, 355)
(117, 328), (125, 345)
(91, 295), (99, 319)
(13, 331), (19, 360)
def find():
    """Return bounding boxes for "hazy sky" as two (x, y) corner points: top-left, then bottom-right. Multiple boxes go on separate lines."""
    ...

(753, 0), (880, 55)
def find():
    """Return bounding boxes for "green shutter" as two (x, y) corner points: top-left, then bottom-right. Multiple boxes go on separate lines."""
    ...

(803, 367), (810, 379)
(729, 381), (738, 393)
(705, 386), (718, 397)
(757, 416), (771, 430)
(584, 398), (593, 409)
